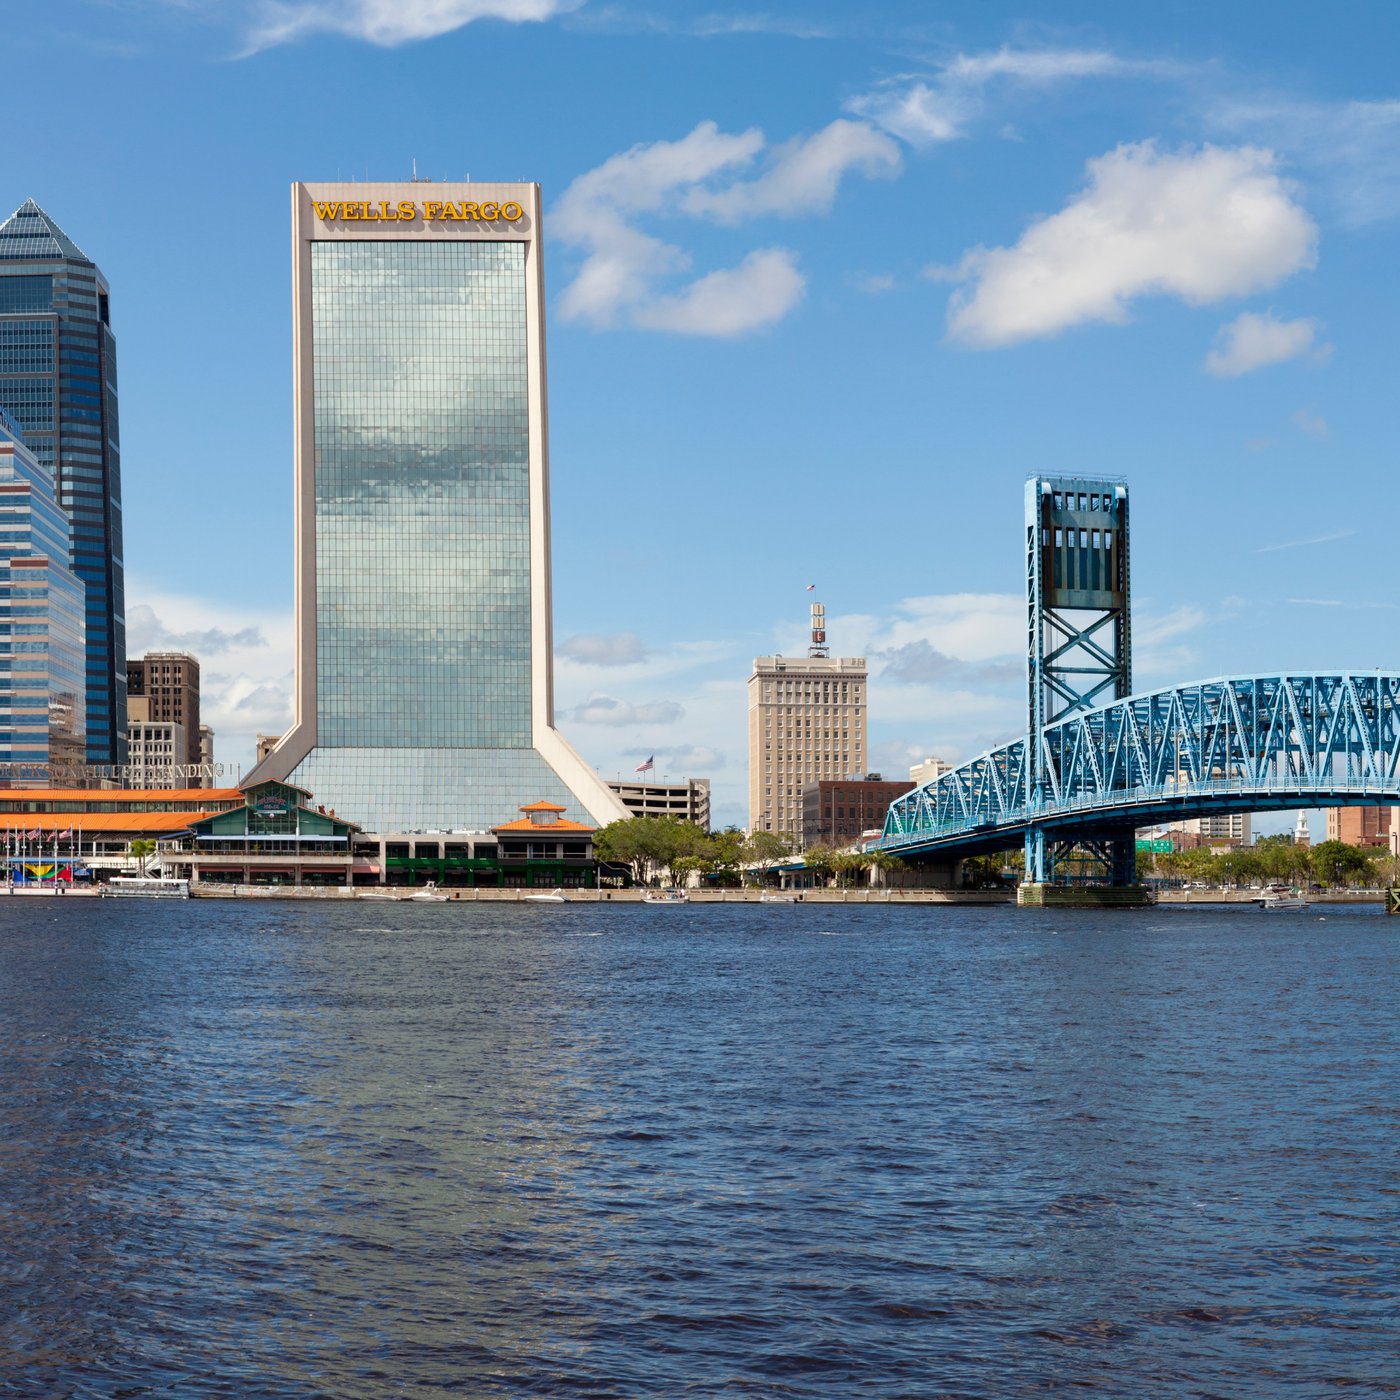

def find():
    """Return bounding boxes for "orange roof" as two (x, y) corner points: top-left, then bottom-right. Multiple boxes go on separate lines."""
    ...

(0, 788), (243, 802)
(518, 801), (567, 813)
(493, 816), (596, 833)
(0, 812), (212, 833)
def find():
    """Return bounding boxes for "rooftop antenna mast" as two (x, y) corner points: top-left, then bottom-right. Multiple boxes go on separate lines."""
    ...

(808, 601), (829, 660)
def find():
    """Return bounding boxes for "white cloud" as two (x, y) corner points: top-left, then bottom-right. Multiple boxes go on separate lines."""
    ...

(682, 119), (901, 223)
(848, 47), (1181, 147)
(1293, 408), (1329, 437)
(852, 272), (895, 294)
(242, 0), (577, 52)
(945, 141), (1318, 348)
(1205, 310), (1327, 376)
(557, 631), (649, 666)
(1212, 96), (1400, 227)
(554, 118), (894, 335)
(633, 248), (804, 336)
(1255, 528), (1354, 554)
(571, 694), (685, 726)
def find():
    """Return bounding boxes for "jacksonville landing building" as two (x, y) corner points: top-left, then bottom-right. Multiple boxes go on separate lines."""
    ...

(247, 183), (628, 832)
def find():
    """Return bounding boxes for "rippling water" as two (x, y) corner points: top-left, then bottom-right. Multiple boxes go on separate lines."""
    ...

(1, 899), (1397, 1397)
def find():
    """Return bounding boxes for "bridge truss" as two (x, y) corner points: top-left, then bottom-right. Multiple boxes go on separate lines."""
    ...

(880, 672), (1400, 875)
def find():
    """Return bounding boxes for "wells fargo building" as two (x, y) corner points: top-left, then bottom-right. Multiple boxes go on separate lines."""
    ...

(247, 183), (627, 832)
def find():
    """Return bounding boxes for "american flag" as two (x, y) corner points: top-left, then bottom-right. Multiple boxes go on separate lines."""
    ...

(805, 584), (815, 591)
(635, 756), (654, 773)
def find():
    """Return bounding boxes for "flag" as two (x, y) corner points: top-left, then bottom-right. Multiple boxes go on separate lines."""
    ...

(635, 756), (654, 773)
(805, 584), (815, 591)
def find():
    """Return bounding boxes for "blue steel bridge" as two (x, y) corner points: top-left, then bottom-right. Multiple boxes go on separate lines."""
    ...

(877, 478), (1400, 886)
(880, 672), (1400, 877)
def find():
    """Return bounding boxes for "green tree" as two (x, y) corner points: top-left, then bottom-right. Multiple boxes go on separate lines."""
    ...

(594, 817), (707, 887)
(802, 844), (837, 887)
(1309, 840), (1376, 889)
(129, 838), (157, 876)
(744, 830), (792, 884)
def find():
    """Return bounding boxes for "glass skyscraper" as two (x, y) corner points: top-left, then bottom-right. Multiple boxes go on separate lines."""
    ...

(0, 200), (125, 764)
(0, 411), (86, 769)
(246, 183), (627, 832)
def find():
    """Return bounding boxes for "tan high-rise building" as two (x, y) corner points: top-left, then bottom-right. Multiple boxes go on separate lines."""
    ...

(748, 604), (866, 840)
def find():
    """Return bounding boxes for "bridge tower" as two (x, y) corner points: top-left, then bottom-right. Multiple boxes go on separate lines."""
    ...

(1025, 476), (1133, 884)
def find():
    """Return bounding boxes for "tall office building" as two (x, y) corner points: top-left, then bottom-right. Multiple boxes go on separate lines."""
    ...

(0, 413), (86, 771)
(0, 199), (125, 764)
(748, 602), (867, 840)
(247, 182), (627, 832)
(127, 651), (201, 768)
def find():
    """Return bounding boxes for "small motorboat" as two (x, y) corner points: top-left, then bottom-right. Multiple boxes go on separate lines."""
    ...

(357, 890), (400, 901)
(642, 889), (688, 905)
(1255, 885), (1309, 911)
(759, 893), (796, 904)
(408, 881), (449, 902)
(524, 887), (568, 904)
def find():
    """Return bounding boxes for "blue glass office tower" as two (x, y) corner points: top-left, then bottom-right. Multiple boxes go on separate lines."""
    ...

(0, 200), (125, 764)
(246, 183), (627, 832)
(0, 411), (87, 768)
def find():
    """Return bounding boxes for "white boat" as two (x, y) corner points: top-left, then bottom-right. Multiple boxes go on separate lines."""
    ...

(759, 893), (796, 904)
(357, 890), (400, 901)
(1256, 885), (1309, 911)
(408, 882), (450, 902)
(643, 889), (688, 905)
(524, 887), (568, 903)
(103, 876), (190, 899)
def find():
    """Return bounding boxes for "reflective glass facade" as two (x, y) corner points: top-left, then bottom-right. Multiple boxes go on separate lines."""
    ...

(0, 201), (125, 764)
(311, 241), (532, 747)
(0, 420), (86, 768)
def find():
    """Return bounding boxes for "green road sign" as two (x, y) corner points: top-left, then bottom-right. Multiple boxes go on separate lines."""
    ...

(1136, 839), (1173, 854)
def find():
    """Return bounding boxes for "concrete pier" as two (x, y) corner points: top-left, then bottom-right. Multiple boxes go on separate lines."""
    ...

(1017, 883), (1152, 908)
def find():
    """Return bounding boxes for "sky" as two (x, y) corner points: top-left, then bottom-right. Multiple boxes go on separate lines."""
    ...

(8, 0), (1400, 832)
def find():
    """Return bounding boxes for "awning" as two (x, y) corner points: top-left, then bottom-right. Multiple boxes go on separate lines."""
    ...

(352, 861), (381, 874)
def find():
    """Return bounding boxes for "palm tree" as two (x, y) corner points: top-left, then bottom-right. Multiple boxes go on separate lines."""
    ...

(129, 838), (157, 876)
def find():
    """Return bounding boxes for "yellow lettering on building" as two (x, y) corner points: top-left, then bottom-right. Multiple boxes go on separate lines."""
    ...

(311, 196), (526, 223)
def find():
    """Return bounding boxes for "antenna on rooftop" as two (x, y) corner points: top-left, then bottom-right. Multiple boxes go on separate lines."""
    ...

(808, 601), (829, 659)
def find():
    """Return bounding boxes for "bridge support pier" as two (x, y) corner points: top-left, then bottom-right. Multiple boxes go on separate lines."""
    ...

(1019, 822), (1147, 906)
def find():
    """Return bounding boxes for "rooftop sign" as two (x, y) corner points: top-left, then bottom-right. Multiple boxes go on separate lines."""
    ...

(312, 199), (524, 224)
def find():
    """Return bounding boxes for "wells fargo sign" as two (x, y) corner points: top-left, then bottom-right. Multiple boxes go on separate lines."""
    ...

(312, 199), (524, 223)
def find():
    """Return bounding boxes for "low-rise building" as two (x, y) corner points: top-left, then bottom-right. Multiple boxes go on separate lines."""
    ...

(1326, 806), (1391, 847)
(0, 786), (243, 882)
(802, 776), (914, 849)
(607, 777), (710, 828)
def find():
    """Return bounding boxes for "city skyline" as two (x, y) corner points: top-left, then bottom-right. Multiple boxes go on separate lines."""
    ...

(6, 1), (1400, 827)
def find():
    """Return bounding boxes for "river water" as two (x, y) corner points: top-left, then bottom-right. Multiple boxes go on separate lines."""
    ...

(1, 899), (1396, 1397)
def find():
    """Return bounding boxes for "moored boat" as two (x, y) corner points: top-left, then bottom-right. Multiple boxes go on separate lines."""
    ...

(1255, 885), (1309, 911)
(102, 876), (190, 899)
(642, 889), (688, 905)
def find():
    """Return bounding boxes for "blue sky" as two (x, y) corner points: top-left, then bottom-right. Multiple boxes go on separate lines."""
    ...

(10, 0), (1400, 830)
